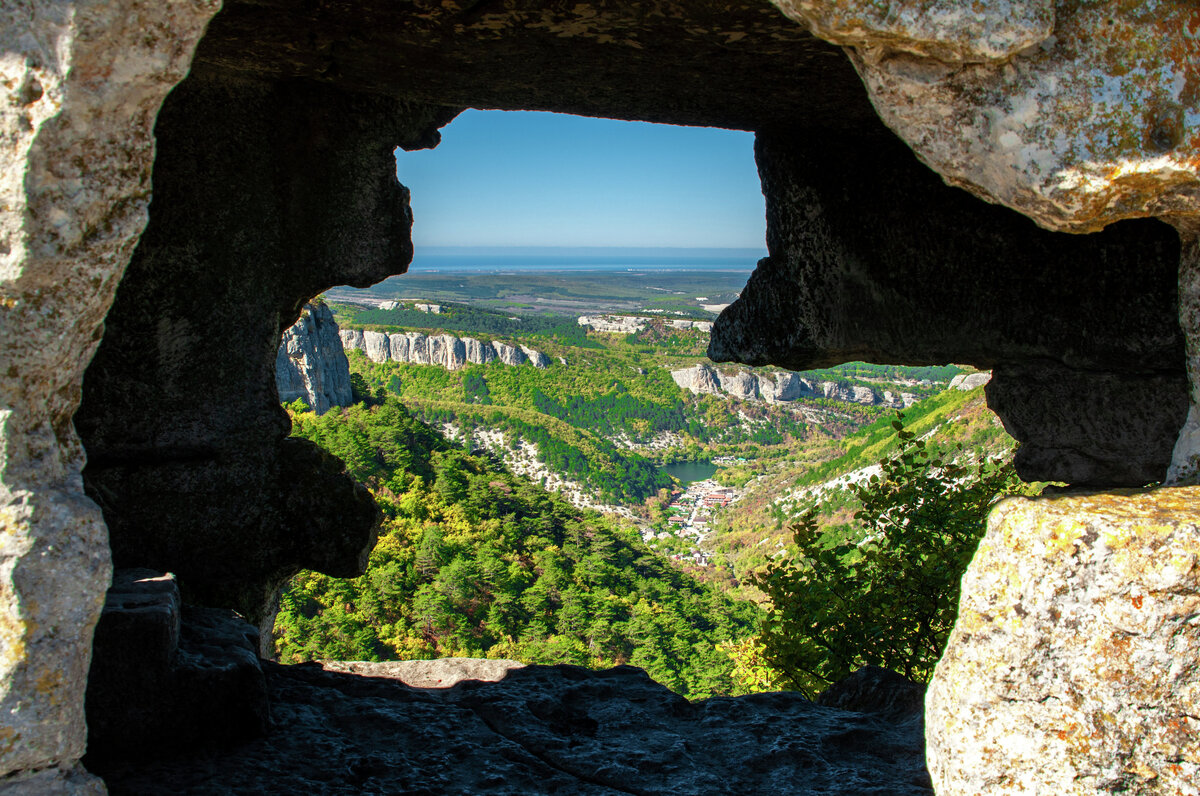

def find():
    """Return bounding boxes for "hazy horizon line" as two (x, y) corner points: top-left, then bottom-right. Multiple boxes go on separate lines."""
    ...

(414, 245), (768, 254)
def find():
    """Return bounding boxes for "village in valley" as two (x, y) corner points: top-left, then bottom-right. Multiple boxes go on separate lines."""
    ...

(643, 475), (742, 568)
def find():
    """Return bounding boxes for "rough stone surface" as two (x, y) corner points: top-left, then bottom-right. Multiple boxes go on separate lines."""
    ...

(780, 1), (1200, 233)
(275, 302), (352, 415)
(0, 0), (218, 783)
(948, 372), (991, 391)
(816, 666), (926, 721)
(1168, 231), (1200, 485)
(341, 330), (548, 370)
(97, 663), (932, 795)
(711, 130), (1188, 486)
(987, 363), (1190, 487)
(927, 488), (1200, 795)
(73, 66), (456, 621)
(321, 658), (526, 689)
(196, 0), (877, 134)
(0, 764), (107, 796)
(772, 0), (1055, 63)
(85, 570), (268, 764)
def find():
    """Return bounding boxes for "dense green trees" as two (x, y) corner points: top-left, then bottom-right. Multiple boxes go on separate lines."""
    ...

(275, 397), (759, 698)
(340, 303), (595, 347)
(732, 416), (1027, 696)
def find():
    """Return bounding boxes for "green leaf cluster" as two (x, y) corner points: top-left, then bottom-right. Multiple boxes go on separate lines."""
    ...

(749, 413), (1027, 697)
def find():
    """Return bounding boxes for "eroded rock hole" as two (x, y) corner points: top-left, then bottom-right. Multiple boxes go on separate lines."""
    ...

(69, 2), (1192, 791)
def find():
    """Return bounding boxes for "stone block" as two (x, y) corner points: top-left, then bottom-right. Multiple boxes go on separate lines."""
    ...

(927, 488), (1200, 795)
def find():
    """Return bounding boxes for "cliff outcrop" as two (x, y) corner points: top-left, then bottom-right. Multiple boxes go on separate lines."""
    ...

(341, 329), (550, 370)
(671, 364), (917, 409)
(276, 303), (353, 414)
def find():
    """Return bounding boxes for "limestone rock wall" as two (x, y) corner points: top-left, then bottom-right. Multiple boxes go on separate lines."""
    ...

(0, 0), (219, 787)
(670, 363), (916, 408)
(275, 303), (352, 415)
(341, 329), (549, 370)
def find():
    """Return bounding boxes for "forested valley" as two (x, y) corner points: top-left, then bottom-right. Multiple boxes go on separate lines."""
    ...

(276, 298), (1019, 698)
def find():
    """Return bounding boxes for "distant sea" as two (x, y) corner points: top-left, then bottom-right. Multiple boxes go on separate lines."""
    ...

(409, 246), (766, 273)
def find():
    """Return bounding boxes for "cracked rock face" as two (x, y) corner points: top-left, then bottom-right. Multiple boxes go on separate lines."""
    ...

(774, 0), (1200, 233)
(927, 488), (1200, 795)
(98, 663), (932, 795)
(772, 0), (1055, 63)
(276, 303), (353, 415)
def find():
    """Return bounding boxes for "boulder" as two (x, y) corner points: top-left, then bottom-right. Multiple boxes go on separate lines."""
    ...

(275, 303), (353, 414)
(84, 570), (269, 766)
(520, 345), (551, 369)
(927, 487), (1200, 795)
(948, 372), (991, 391)
(99, 663), (932, 795)
(774, 1), (1200, 233)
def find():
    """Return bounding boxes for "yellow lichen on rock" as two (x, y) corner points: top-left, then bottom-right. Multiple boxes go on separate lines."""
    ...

(927, 487), (1200, 795)
(774, 0), (1200, 233)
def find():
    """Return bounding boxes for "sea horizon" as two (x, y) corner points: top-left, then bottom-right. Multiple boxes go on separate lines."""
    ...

(408, 245), (766, 273)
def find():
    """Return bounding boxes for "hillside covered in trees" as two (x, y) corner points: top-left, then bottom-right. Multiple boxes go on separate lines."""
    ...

(274, 397), (760, 699)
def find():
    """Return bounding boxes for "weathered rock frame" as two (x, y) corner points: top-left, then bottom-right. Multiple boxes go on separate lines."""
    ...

(1, 1), (1198, 793)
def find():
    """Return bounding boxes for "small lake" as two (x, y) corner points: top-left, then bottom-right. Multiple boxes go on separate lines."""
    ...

(662, 461), (718, 485)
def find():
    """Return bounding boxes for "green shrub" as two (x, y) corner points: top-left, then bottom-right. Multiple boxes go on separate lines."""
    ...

(748, 415), (1026, 697)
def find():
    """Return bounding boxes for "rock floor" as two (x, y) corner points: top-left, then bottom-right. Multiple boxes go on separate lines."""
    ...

(93, 662), (931, 795)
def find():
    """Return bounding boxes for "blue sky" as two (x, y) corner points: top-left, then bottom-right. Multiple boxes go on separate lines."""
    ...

(395, 110), (766, 249)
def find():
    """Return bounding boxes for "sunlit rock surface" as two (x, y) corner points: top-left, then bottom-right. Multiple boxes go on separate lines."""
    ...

(771, 0), (1054, 63)
(275, 303), (352, 414)
(927, 488), (1200, 795)
(341, 330), (549, 370)
(0, 0), (218, 786)
(774, 1), (1200, 233)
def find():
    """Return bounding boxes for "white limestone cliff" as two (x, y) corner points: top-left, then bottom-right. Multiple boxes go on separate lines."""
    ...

(340, 330), (549, 370)
(275, 303), (353, 415)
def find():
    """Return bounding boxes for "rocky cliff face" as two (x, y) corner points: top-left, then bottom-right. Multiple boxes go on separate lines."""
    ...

(341, 329), (549, 370)
(670, 364), (917, 408)
(276, 303), (352, 414)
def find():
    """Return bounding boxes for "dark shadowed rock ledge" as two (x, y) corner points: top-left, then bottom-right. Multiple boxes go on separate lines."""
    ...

(94, 662), (931, 795)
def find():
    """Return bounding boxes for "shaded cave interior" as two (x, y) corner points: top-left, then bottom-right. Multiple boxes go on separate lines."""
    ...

(73, 0), (1190, 767)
